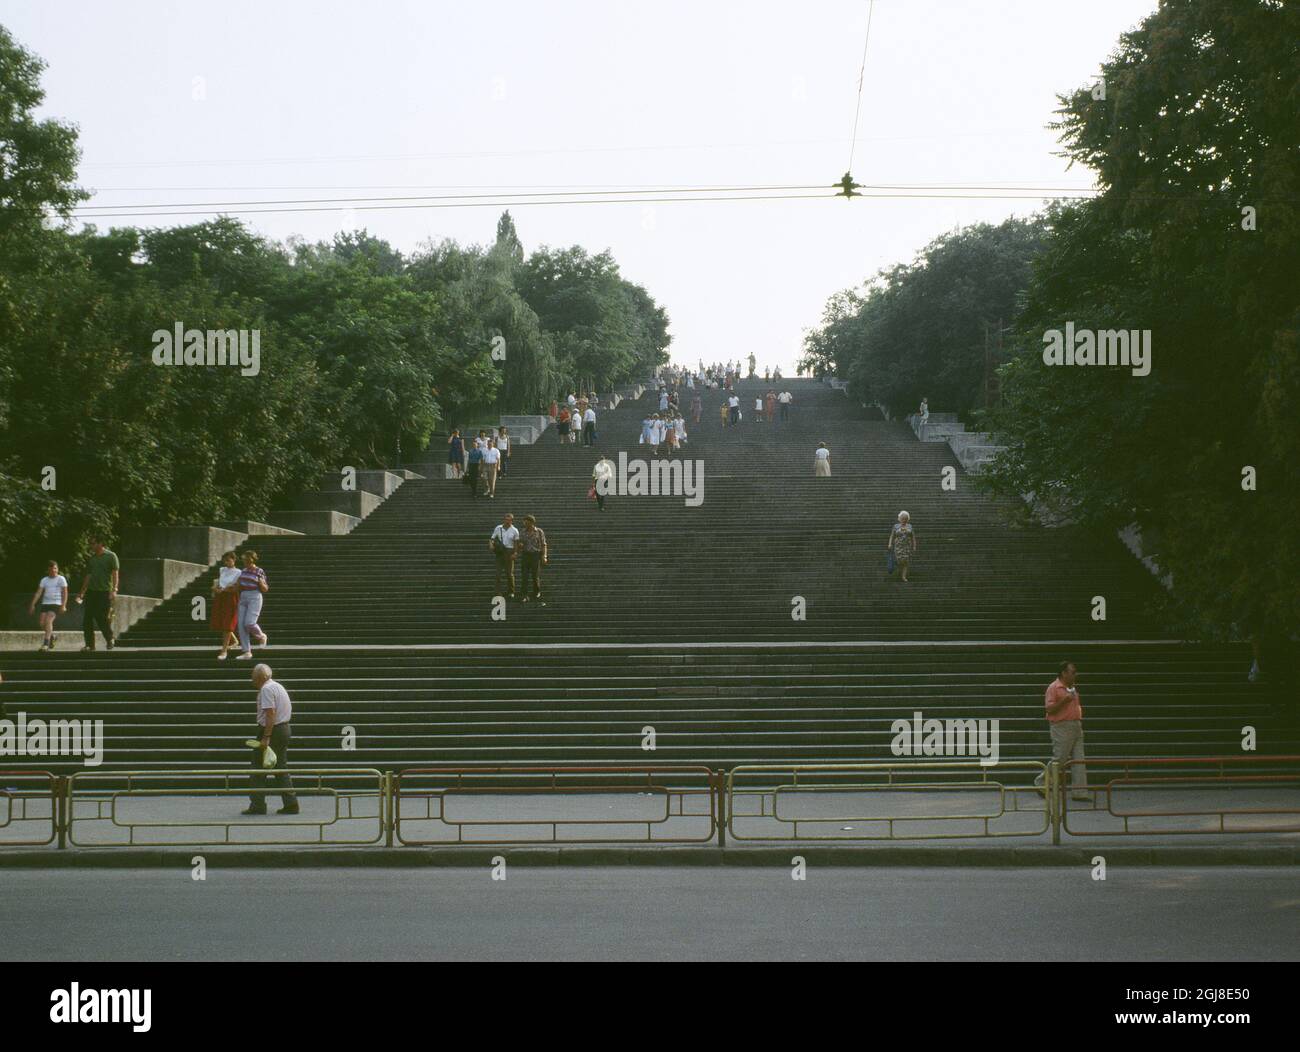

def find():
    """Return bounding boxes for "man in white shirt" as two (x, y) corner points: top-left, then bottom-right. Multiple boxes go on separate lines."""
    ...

(582, 406), (597, 446)
(482, 442), (502, 498)
(727, 393), (740, 426)
(489, 514), (520, 598)
(243, 663), (298, 815)
(778, 390), (793, 422)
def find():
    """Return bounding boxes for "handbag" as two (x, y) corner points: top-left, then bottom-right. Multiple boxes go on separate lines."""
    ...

(886, 550), (896, 574)
(587, 485), (597, 500)
(491, 528), (508, 556)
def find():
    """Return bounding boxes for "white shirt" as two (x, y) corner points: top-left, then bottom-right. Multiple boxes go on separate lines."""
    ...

(593, 459), (615, 483)
(728, 396), (739, 408)
(38, 575), (67, 604)
(778, 392), (792, 403)
(755, 399), (763, 410)
(218, 566), (242, 589)
(496, 435), (510, 452)
(473, 436), (487, 449)
(257, 679), (293, 727)
(583, 408), (596, 423)
(567, 395), (577, 406)
(483, 447), (501, 465)
(815, 447), (830, 460)
(491, 524), (520, 549)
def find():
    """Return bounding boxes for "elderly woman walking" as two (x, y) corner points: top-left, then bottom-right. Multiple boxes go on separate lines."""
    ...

(886, 511), (918, 583)
(234, 551), (270, 659)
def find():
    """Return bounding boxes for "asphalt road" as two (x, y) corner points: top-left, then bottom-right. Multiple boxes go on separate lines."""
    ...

(3, 866), (1297, 961)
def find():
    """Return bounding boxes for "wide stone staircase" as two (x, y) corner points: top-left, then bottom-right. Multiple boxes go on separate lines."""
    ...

(1, 379), (1293, 773)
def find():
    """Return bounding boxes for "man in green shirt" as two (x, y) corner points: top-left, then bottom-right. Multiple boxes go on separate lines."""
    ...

(77, 537), (119, 651)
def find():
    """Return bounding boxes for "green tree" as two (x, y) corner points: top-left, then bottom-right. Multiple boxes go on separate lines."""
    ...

(981, 0), (1300, 639)
(800, 217), (1047, 415)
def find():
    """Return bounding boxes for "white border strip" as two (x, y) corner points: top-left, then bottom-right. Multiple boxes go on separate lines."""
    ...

(106, 638), (1186, 653)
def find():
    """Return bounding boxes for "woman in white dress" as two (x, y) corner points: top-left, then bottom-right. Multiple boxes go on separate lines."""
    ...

(814, 443), (831, 477)
(592, 457), (615, 511)
(641, 414), (657, 454)
(674, 414), (687, 447)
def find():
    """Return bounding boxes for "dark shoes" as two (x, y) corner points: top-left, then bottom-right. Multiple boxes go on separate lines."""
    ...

(277, 805), (300, 815)
(241, 806), (266, 816)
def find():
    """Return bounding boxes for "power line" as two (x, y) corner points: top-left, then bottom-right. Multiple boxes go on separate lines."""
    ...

(67, 190), (843, 221)
(847, 0), (878, 174)
(68, 190), (1109, 223)
(71, 184), (832, 214)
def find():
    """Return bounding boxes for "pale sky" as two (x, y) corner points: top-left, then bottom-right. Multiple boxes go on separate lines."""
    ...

(5, 0), (1157, 372)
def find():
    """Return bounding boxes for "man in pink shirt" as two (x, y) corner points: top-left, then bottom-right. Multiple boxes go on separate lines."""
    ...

(1034, 660), (1090, 801)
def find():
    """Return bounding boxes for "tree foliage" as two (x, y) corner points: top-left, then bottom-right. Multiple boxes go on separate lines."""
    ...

(979, 0), (1300, 639)
(799, 217), (1048, 416)
(0, 32), (671, 594)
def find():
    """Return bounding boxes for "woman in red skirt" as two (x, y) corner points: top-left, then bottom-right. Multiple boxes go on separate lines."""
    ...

(211, 550), (241, 659)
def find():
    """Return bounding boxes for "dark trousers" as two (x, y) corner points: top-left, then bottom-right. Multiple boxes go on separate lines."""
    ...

(583, 421), (596, 446)
(82, 590), (114, 647)
(520, 551), (543, 597)
(464, 463), (479, 497)
(494, 552), (516, 596)
(779, 403), (789, 421)
(728, 406), (739, 425)
(248, 722), (297, 811)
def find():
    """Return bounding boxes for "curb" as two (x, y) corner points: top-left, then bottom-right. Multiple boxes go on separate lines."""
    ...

(1, 844), (1297, 868)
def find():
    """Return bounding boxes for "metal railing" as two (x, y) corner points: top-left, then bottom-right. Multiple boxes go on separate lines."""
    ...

(1060, 755), (1300, 837)
(727, 762), (1052, 842)
(0, 770), (60, 847)
(65, 768), (388, 847)
(394, 765), (718, 846)
(5, 756), (1299, 850)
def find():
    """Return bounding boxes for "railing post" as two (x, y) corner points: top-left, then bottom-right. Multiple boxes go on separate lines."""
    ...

(56, 775), (68, 850)
(1049, 762), (1062, 845)
(384, 771), (395, 847)
(715, 769), (727, 848)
